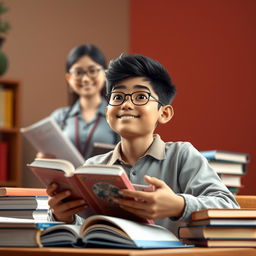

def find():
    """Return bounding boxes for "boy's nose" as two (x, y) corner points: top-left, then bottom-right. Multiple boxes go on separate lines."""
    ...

(121, 95), (133, 108)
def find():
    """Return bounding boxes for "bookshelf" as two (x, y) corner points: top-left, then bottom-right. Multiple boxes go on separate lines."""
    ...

(0, 78), (21, 187)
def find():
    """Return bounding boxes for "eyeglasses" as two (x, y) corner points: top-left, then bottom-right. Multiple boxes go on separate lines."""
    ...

(69, 68), (102, 79)
(106, 91), (164, 106)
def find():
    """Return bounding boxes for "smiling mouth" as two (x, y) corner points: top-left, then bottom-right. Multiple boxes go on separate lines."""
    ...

(117, 115), (139, 119)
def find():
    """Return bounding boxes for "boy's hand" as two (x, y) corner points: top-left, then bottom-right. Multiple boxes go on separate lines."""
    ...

(115, 175), (185, 220)
(47, 183), (87, 223)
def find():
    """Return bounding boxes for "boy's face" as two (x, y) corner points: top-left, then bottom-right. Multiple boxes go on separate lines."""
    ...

(106, 77), (173, 139)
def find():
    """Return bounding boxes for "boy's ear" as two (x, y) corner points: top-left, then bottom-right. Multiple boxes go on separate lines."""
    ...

(158, 105), (174, 124)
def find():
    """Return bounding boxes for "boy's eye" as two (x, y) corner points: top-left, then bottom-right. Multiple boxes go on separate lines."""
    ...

(135, 94), (148, 100)
(112, 94), (124, 101)
(133, 92), (149, 102)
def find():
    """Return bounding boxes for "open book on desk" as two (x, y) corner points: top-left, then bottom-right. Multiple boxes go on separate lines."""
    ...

(28, 158), (154, 223)
(20, 117), (84, 168)
(40, 215), (189, 249)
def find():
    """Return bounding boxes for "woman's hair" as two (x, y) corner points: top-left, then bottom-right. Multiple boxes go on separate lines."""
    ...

(61, 44), (107, 129)
(106, 54), (176, 105)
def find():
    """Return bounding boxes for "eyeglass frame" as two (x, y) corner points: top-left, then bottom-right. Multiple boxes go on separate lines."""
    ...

(106, 91), (165, 106)
(69, 67), (103, 79)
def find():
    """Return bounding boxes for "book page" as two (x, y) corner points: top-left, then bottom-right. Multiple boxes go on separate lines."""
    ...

(21, 117), (84, 168)
(81, 215), (182, 248)
(40, 224), (81, 245)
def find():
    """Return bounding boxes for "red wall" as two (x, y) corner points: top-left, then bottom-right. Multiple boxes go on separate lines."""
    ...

(130, 0), (256, 195)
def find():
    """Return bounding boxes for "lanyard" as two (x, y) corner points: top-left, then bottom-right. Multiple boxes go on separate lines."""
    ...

(75, 114), (101, 157)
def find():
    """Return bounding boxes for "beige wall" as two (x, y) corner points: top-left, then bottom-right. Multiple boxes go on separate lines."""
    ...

(3, 0), (129, 187)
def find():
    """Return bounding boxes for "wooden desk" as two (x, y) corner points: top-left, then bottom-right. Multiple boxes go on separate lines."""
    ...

(0, 247), (255, 256)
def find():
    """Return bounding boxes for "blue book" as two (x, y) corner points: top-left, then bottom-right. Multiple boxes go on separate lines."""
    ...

(200, 150), (249, 164)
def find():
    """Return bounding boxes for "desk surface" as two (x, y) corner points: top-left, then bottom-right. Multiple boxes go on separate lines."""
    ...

(0, 247), (255, 256)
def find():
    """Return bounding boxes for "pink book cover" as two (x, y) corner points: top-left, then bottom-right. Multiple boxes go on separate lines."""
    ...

(28, 166), (97, 218)
(75, 165), (154, 224)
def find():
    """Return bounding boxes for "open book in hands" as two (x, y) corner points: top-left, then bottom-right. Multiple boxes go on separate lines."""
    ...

(40, 215), (187, 248)
(28, 158), (154, 223)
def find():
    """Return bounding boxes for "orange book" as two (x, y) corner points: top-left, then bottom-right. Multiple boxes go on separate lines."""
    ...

(192, 208), (256, 221)
(4, 89), (13, 128)
(0, 187), (47, 196)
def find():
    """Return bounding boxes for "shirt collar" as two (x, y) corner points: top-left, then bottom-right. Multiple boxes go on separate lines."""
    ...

(69, 99), (107, 117)
(108, 134), (166, 165)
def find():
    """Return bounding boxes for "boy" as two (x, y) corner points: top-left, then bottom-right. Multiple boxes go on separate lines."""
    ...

(47, 54), (239, 235)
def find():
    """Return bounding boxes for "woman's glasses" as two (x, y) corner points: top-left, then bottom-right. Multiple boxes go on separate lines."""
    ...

(69, 68), (102, 79)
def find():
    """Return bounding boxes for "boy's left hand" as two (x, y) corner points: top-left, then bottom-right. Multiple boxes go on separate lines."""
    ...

(114, 175), (185, 220)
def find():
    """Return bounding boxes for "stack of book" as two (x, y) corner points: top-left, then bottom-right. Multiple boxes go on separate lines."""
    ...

(179, 208), (256, 247)
(0, 216), (62, 247)
(200, 150), (250, 194)
(0, 187), (49, 221)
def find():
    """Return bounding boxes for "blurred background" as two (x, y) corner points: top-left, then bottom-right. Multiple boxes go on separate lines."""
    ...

(2, 0), (256, 194)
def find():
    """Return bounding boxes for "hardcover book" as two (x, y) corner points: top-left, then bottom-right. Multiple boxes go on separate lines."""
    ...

(0, 209), (48, 221)
(28, 158), (154, 223)
(190, 218), (256, 227)
(200, 150), (249, 164)
(181, 238), (256, 247)
(178, 225), (256, 239)
(208, 160), (246, 175)
(191, 208), (256, 221)
(0, 187), (47, 196)
(40, 215), (188, 249)
(0, 196), (49, 210)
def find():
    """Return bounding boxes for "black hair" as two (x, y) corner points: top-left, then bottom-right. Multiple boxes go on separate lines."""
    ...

(106, 54), (176, 105)
(61, 44), (107, 129)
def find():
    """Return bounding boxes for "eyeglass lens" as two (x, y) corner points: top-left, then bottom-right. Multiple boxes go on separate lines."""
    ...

(108, 91), (150, 106)
(71, 68), (101, 79)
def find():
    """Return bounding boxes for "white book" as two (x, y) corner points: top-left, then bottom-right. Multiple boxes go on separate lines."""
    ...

(0, 196), (49, 210)
(20, 117), (84, 168)
(208, 160), (246, 175)
(219, 174), (242, 188)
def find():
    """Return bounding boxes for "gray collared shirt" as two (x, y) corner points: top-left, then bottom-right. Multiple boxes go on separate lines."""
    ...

(82, 134), (239, 235)
(50, 99), (119, 159)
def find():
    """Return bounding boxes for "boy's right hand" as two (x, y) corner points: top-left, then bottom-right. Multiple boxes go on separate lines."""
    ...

(46, 183), (87, 223)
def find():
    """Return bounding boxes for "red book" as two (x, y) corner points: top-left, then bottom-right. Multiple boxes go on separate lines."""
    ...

(0, 187), (47, 196)
(28, 158), (154, 224)
(0, 142), (8, 181)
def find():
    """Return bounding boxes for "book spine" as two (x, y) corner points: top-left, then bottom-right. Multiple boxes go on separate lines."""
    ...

(0, 141), (8, 181)
(0, 85), (4, 128)
(4, 89), (13, 128)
